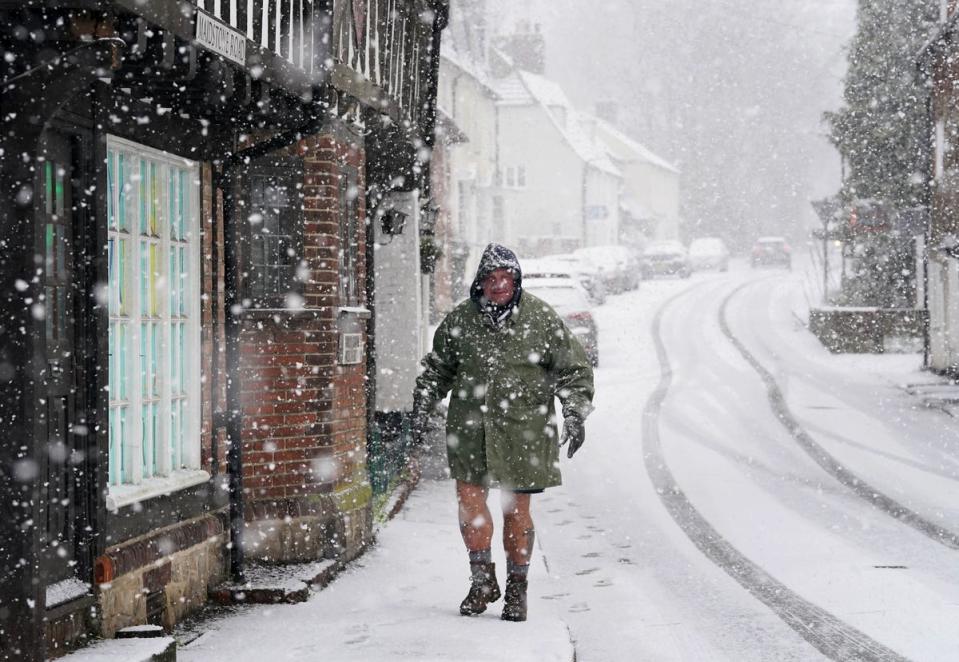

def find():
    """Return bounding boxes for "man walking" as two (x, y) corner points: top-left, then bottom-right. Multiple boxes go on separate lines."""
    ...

(412, 243), (595, 622)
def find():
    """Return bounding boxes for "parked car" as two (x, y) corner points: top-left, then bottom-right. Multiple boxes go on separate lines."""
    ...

(524, 280), (599, 367)
(573, 245), (639, 293)
(750, 236), (791, 269)
(641, 240), (691, 279)
(688, 237), (730, 272)
(539, 254), (607, 304)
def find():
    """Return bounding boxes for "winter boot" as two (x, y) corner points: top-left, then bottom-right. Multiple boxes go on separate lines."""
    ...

(459, 562), (501, 616)
(501, 573), (528, 622)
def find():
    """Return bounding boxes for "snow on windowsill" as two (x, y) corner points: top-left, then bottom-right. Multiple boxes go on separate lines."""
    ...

(106, 469), (211, 512)
(338, 306), (371, 318)
(46, 577), (91, 609)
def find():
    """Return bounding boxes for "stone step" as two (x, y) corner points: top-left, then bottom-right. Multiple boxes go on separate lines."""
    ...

(209, 559), (341, 605)
(59, 635), (176, 662)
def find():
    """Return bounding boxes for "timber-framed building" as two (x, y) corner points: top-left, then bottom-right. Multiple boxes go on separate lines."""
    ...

(0, 1), (447, 658)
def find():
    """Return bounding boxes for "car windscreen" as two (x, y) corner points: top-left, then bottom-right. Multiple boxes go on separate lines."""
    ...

(525, 286), (590, 314)
(645, 242), (684, 256)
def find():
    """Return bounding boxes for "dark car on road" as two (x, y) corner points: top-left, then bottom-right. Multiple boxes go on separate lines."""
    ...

(750, 236), (792, 269)
(641, 240), (691, 279)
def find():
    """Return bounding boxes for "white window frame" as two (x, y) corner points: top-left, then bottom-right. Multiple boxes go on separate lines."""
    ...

(106, 135), (206, 510)
(504, 165), (527, 189)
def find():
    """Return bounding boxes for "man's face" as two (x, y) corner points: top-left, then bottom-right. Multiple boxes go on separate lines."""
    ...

(482, 268), (516, 306)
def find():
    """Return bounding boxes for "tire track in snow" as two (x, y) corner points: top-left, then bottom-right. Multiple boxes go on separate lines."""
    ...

(720, 281), (959, 551)
(644, 286), (910, 662)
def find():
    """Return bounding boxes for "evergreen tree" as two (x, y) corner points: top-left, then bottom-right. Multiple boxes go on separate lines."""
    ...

(825, 0), (939, 207)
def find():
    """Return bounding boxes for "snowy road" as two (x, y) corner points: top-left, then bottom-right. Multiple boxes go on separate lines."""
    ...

(539, 264), (959, 661)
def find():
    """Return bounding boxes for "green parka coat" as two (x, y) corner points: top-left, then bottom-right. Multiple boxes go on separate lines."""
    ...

(414, 247), (594, 490)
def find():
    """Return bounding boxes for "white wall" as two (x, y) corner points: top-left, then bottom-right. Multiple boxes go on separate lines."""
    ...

(626, 161), (681, 240)
(440, 58), (499, 297)
(497, 104), (584, 254)
(373, 191), (425, 412)
(928, 256), (959, 373)
(584, 167), (621, 246)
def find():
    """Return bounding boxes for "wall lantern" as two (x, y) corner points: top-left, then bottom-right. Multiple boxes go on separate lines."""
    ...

(420, 200), (440, 235)
(381, 208), (408, 236)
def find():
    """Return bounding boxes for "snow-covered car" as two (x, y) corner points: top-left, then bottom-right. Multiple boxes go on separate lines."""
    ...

(573, 245), (639, 293)
(750, 236), (791, 269)
(538, 254), (607, 304)
(689, 237), (730, 272)
(641, 240), (691, 279)
(524, 280), (599, 367)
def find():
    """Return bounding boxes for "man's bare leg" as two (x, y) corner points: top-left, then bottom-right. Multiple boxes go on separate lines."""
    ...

(501, 491), (532, 622)
(456, 480), (493, 551)
(456, 481), (501, 615)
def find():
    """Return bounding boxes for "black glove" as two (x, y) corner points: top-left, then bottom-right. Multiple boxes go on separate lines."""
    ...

(560, 414), (586, 458)
(411, 400), (432, 447)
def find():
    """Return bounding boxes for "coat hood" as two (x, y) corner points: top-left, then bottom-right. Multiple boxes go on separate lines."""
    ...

(469, 243), (523, 302)
(469, 244), (523, 329)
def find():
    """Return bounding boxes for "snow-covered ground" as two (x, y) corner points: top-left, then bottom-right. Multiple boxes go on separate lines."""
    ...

(181, 261), (959, 661)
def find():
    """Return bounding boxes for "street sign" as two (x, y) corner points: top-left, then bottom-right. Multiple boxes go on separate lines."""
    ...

(195, 10), (246, 67)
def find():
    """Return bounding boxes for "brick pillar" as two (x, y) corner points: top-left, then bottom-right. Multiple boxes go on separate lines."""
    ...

(239, 125), (372, 564)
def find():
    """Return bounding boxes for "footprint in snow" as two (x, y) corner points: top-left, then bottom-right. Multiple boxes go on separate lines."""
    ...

(581, 552), (600, 558)
(569, 602), (591, 613)
(593, 579), (613, 588)
(576, 567), (600, 576)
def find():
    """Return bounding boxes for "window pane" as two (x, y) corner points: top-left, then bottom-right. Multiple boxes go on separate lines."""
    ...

(107, 152), (115, 230)
(118, 322), (127, 401)
(141, 403), (152, 478)
(119, 154), (129, 232)
(118, 237), (128, 315)
(118, 407), (127, 483)
(108, 407), (117, 484)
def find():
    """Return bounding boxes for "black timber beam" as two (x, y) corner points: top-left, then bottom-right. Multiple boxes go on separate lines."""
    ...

(0, 40), (119, 662)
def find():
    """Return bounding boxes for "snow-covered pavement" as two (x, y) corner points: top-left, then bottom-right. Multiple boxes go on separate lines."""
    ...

(179, 478), (574, 662)
(181, 263), (959, 661)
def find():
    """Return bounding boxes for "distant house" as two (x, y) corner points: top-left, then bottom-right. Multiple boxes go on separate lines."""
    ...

(436, 48), (501, 301)
(492, 68), (622, 258)
(919, 5), (959, 375)
(592, 119), (682, 243)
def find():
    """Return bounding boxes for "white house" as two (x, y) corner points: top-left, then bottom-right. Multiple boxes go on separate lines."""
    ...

(592, 119), (681, 242)
(437, 48), (501, 298)
(492, 68), (622, 258)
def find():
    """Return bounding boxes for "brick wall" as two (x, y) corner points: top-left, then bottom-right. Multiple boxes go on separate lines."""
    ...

(238, 126), (372, 562)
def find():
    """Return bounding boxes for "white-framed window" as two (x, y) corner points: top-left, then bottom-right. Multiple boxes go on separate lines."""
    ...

(504, 165), (527, 189)
(106, 136), (204, 505)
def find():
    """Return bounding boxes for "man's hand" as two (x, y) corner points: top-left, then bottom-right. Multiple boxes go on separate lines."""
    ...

(560, 414), (586, 458)
(411, 401), (431, 447)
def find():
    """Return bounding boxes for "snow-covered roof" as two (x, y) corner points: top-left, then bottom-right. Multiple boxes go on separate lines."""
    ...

(517, 71), (571, 110)
(494, 70), (620, 177)
(594, 119), (680, 175)
(490, 72), (532, 105)
(440, 45), (497, 96)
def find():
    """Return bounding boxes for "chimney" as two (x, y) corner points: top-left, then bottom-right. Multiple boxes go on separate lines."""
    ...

(491, 24), (546, 74)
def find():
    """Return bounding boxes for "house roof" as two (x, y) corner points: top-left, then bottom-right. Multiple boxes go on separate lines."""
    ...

(440, 45), (498, 96)
(593, 119), (680, 175)
(493, 69), (620, 176)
